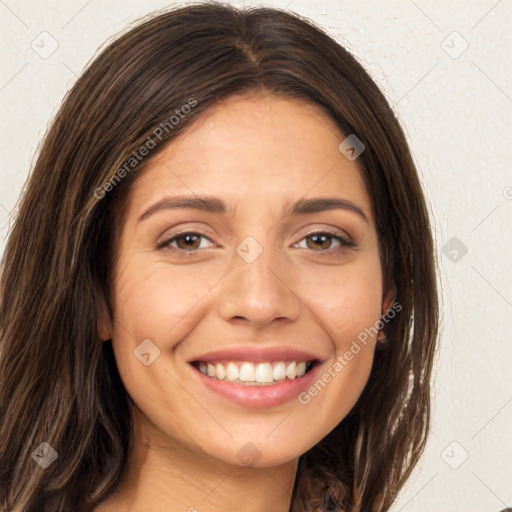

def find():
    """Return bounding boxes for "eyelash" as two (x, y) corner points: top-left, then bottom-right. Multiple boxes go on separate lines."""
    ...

(156, 229), (355, 256)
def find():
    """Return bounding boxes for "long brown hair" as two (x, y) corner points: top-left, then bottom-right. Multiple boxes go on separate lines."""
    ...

(0, 3), (438, 511)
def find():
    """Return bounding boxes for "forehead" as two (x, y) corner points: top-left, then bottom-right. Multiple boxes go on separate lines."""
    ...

(125, 93), (372, 222)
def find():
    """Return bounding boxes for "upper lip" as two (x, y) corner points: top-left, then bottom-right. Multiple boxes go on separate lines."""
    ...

(188, 346), (324, 364)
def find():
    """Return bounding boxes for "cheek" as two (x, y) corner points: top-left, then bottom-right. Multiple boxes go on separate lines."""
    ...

(295, 255), (384, 345)
(290, 256), (383, 424)
(110, 255), (222, 365)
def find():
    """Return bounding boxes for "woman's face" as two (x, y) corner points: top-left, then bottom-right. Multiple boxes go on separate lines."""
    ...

(104, 93), (389, 468)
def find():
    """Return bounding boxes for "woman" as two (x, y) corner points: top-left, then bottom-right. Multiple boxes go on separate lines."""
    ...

(0, 3), (438, 511)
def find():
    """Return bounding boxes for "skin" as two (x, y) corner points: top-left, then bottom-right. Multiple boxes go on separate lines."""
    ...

(95, 92), (393, 512)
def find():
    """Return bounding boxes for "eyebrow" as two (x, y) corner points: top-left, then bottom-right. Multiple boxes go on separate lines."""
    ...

(137, 195), (369, 223)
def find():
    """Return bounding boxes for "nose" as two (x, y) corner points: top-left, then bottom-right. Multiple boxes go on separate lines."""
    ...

(216, 241), (302, 329)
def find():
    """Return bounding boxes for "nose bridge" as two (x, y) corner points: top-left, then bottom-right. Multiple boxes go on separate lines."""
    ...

(217, 232), (301, 326)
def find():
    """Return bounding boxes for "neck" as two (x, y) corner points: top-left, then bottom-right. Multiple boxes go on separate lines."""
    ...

(95, 406), (299, 512)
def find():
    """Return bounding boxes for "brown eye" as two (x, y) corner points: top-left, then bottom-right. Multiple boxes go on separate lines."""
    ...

(306, 233), (334, 251)
(294, 231), (354, 253)
(174, 233), (202, 250)
(157, 231), (215, 254)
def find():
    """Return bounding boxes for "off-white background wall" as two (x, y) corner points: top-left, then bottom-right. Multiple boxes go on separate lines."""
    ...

(1, 1), (511, 511)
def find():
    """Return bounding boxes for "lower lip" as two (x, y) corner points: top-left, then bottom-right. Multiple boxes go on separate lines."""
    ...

(189, 363), (321, 409)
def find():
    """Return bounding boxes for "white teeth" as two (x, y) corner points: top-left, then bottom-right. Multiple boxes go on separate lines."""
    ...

(255, 362), (274, 383)
(296, 361), (307, 377)
(239, 362), (256, 381)
(226, 362), (239, 381)
(196, 360), (312, 384)
(215, 363), (226, 380)
(273, 362), (287, 381)
(286, 361), (296, 379)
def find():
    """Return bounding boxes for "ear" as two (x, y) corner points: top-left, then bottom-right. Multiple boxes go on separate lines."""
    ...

(98, 322), (112, 341)
(382, 280), (397, 315)
(378, 279), (397, 342)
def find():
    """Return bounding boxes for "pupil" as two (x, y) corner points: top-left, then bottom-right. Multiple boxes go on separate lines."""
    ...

(181, 234), (199, 249)
(310, 234), (329, 250)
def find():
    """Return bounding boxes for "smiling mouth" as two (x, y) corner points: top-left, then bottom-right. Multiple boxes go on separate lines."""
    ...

(190, 360), (318, 386)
